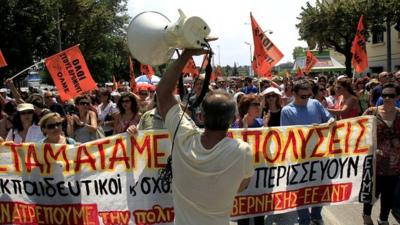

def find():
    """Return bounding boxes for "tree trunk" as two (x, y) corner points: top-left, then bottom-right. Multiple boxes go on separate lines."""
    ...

(345, 51), (353, 77)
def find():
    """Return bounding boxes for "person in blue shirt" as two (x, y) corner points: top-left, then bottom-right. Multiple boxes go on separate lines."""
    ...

(375, 96), (400, 108)
(280, 79), (334, 225)
(240, 77), (258, 94)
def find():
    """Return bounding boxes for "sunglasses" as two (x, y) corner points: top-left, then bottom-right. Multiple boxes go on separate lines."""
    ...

(79, 102), (90, 106)
(300, 94), (311, 99)
(139, 92), (148, 96)
(20, 111), (34, 115)
(250, 102), (261, 107)
(46, 122), (62, 129)
(265, 95), (276, 99)
(381, 93), (396, 99)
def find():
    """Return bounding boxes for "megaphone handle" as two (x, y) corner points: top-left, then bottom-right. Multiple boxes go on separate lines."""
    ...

(192, 52), (212, 108)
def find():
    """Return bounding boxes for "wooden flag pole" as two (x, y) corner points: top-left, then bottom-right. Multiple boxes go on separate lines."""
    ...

(9, 59), (45, 80)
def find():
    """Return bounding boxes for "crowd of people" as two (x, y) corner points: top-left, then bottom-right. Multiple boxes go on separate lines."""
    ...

(0, 60), (399, 225)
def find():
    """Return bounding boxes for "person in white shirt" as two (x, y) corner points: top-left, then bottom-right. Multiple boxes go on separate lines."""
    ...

(97, 88), (119, 136)
(6, 103), (44, 144)
(157, 49), (254, 225)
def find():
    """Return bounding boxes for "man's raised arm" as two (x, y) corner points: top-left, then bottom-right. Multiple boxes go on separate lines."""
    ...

(156, 49), (207, 120)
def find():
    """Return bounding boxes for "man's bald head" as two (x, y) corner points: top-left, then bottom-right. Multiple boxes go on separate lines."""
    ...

(201, 90), (236, 131)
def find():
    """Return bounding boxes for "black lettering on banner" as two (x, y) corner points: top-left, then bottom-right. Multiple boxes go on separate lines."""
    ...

(359, 155), (373, 203)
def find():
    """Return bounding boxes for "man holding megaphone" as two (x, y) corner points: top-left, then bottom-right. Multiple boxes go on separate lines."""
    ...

(156, 49), (254, 225)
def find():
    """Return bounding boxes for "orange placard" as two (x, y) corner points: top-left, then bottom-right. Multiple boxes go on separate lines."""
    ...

(0, 49), (7, 68)
(250, 13), (283, 76)
(45, 45), (97, 101)
(351, 15), (368, 74)
(182, 57), (199, 77)
(304, 50), (317, 74)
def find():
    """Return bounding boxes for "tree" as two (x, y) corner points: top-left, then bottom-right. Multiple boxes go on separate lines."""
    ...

(0, 0), (130, 85)
(292, 46), (305, 60)
(297, 0), (400, 76)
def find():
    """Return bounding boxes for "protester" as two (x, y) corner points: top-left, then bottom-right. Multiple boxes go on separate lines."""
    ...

(370, 72), (390, 106)
(43, 91), (66, 117)
(328, 78), (360, 119)
(354, 78), (369, 112)
(241, 77), (258, 94)
(6, 103), (44, 143)
(39, 112), (76, 144)
(156, 49), (254, 225)
(97, 88), (119, 136)
(280, 79), (333, 225)
(114, 92), (140, 134)
(233, 94), (264, 128)
(313, 83), (334, 108)
(0, 101), (16, 139)
(362, 82), (400, 225)
(66, 95), (99, 143)
(281, 80), (294, 105)
(261, 87), (282, 127)
(187, 74), (207, 127)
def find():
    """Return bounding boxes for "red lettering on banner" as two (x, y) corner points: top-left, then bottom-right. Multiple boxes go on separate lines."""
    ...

(133, 205), (174, 225)
(232, 183), (352, 216)
(130, 135), (151, 168)
(99, 211), (130, 225)
(109, 138), (130, 170)
(43, 144), (69, 173)
(5, 143), (22, 172)
(153, 134), (169, 168)
(354, 118), (369, 153)
(281, 130), (298, 162)
(74, 145), (96, 172)
(25, 144), (44, 173)
(262, 130), (281, 163)
(328, 122), (345, 154)
(242, 130), (262, 163)
(92, 139), (111, 170)
(310, 127), (329, 158)
(344, 122), (352, 153)
(297, 129), (314, 159)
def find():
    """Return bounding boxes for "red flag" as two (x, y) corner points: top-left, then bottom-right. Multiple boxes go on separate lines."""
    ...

(351, 15), (368, 74)
(296, 66), (304, 77)
(129, 56), (136, 92)
(250, 13), (283, 76)
(45, 45), (97, 101)
(0, 49), (7, 68)
(182, 57), (199, 77)
(112, 75), (120, 90)
(304, 50), (317, 75)
(140, 64), (155, 81)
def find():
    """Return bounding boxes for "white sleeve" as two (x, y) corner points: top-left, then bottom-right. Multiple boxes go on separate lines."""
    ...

(242, 143), (255, 178)
(5, 129), (13, 141)
(164, 104), (197, 140)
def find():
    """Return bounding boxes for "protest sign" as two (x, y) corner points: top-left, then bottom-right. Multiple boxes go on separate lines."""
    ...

(45, 45), (97, 101)
(0, 116), (376, 224)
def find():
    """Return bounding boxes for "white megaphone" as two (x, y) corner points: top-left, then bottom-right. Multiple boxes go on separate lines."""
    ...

(127, 9), (212, 66)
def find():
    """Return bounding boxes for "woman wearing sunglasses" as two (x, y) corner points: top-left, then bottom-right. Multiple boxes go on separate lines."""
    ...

(328, 78), (360, 119)
(261, 87), (282, 127)
(362, 83), (400, 225)
(66, 95), (98, 143)
(114, 92), (140, 134)
(39, 112), (76, 144)
(6, 103), (44, 143)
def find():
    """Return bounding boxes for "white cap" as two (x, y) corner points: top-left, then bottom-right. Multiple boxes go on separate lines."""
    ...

(337, 75), (348, 80)
(262, 87), (282, 96)
(17, 103), (35, 112)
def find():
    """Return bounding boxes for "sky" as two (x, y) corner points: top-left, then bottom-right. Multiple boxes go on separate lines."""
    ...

(127, 0), (316, 67)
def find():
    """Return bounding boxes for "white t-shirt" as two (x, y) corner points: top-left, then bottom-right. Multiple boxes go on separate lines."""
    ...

(165, 104), (254, 225)
(97, 102), (119, 132)
(6, 124), (44, 144)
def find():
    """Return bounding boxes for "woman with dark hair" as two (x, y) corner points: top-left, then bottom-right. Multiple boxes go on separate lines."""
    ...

(39, 112), (76, 144)
(281, 81), (294, 106)
(313, 84), (334, 108)
(328, 78), (360, 119)
(362, 83), (400, 225)
(354, 78), (369, 112)
(261, 87), (282, 127)
(6, 103), (44, 143)
(232, 96), (265, 224)
(97, 88), (119, 136)
(0, 101), (16, 139)
(114, 92), (140, 134)
(66, 95), (98, 143)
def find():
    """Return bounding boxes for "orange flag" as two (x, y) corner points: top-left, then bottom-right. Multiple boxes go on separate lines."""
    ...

(112, 75), (120, 90)
(45, 45), (97, 101)
(182, 57), (199, 77)
(0, 49), (7, 68)
(250, 13), (283, 76)
(304, 50), (317, 75)
(296, 66), (304, 77)
(140, 64), (155, 80)
(351, 15), (368, 74)
(129, 56), (136, 92)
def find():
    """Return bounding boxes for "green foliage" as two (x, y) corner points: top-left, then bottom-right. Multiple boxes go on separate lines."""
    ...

(292, 46), (305, 60)
(297, 0), (400, 76)
(0, 0), (130, 85)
